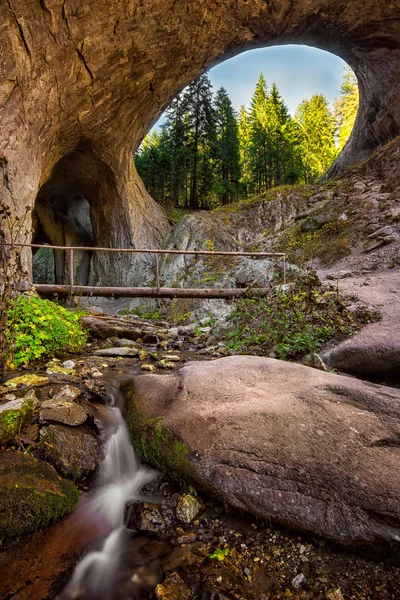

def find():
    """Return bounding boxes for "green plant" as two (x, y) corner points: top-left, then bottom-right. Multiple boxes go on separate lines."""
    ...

(5, 295), (87, 368)
(276, 218), (351, 266)
(224, 271), (374, 360)
(209, 547), (230, 561)
(119, 306), (162, 320)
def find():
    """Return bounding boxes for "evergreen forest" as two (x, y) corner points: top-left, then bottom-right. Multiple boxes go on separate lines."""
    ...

(135, 67), (358, 209)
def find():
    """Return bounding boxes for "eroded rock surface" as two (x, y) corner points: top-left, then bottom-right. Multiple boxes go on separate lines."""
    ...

(124, 355), (400, 546)
(1, 1), (400, 282)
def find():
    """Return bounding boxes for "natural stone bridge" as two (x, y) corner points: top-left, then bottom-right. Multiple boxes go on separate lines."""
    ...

(1, 0), (400, 285)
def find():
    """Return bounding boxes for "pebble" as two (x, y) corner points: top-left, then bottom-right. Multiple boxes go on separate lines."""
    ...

(62, 360), (75, 369)
(292, 573), (306, 588)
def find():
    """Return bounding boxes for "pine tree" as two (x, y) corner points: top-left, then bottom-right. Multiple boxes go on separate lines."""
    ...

(238, 105), (252, 198)
(182, 74), (216, 208)
(248, 73), (271, 192)
(165, 95), (191, 205)
(213, 87), (241, 204)
(295, 94), (337, 182)
(334, 66), (359, 150)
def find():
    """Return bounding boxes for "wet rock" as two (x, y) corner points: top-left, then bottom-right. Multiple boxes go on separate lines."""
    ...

(93, 347), (139, 357)
(142, 332), (159, 344)
(176, 494), (203, 524)
(137, 502), (166, 533)
(114, 338), (141, 348)
(0, 390), (38, 445)
(141, 363), (157, 372)
(39, 388), (87, 426)
(1, 374), (49, 391)
(0, 451), (78, 541)
(155, 572), (191, 600)
(139, 349), (149, 361)
(46, 360), (75, 375)
(161, 355), (181, 362)
(126, 356), (400, 546)
(157, 360), (176, 370)
(175, 530), (197, 545)
(39, 424), (101, 481)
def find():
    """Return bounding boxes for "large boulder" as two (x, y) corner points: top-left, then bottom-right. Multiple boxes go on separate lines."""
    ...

(123, 356), (400, 547)
(0, 451), (78, 541)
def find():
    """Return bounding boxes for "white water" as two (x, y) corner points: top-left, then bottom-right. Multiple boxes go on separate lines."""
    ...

(61, 385), (158, 600)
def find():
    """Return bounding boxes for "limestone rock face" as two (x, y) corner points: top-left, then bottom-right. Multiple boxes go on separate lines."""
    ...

(1, 1), (400, 282)
(124, 356), (400, 546)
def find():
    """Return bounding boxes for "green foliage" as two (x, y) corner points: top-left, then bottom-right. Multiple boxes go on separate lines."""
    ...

(210, 547), (231, 561)
(119, 306), (162, 320)
(5, 295), (87, 367)
(225, 271), (360, 359)
(135, 72), (344, 210)
(295, 94), (337, 181)
(277, 218), (352, 266)
(334, 66), (359, 151)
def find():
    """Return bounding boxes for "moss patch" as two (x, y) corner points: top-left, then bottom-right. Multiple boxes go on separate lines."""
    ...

(122, 382), (194, 482)
(0, 391), (38, 446)
(0, 451), (78, 542)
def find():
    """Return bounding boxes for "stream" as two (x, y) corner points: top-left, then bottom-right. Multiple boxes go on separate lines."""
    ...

(60, 379), (159, 600)
(1, 358), (400, 600)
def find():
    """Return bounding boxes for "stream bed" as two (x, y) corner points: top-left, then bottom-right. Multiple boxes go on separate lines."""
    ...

(1, 354), (400, 600)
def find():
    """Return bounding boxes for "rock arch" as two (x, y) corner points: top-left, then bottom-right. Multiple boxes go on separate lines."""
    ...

(1, 0), (399, 282)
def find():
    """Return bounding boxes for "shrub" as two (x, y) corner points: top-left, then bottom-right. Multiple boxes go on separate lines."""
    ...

(224, 271), (376, 360)
(5, 295), (87, 367)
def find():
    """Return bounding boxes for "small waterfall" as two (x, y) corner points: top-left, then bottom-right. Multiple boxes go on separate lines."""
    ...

(60, 382), (158, 600)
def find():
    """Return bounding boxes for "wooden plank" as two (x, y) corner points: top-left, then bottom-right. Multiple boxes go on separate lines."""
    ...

(22, 284), (271, 299)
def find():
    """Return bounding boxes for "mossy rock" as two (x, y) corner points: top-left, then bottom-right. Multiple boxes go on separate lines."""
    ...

(121, 380), (194, 482)
(38, 424), (101, 482)
(0, 390), (38, 446)
(0, 451), (78, 542)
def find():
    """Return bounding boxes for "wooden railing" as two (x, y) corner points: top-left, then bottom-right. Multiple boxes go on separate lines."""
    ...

(2, 243), (287, 299)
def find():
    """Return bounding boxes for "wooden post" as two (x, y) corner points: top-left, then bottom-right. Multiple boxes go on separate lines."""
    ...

(69, 249), (74, 291)
(155, 253), (160, 291)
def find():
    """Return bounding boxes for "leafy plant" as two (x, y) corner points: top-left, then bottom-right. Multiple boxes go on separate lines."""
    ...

(225, 271), (375, 359)
(209, 547), (230, 561)
(5, 295), (87, 367)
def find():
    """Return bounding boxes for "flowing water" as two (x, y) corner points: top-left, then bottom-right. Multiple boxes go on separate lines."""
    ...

(59, 381), (159, 600)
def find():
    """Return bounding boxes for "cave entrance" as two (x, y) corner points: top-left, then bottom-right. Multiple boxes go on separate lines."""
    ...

(31, 143), (131, 288)
(32, 189), (93, 286)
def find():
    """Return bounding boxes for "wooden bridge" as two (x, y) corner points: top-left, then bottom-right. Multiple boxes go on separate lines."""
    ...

(4, 243), (287, 299)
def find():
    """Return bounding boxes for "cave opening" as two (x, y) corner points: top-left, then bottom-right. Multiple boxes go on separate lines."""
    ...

(31, 143), (130, 287)
(135, 45), (359, 212)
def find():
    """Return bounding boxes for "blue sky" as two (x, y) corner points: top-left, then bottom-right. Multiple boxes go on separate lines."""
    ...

(153, 45), (347, 130)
